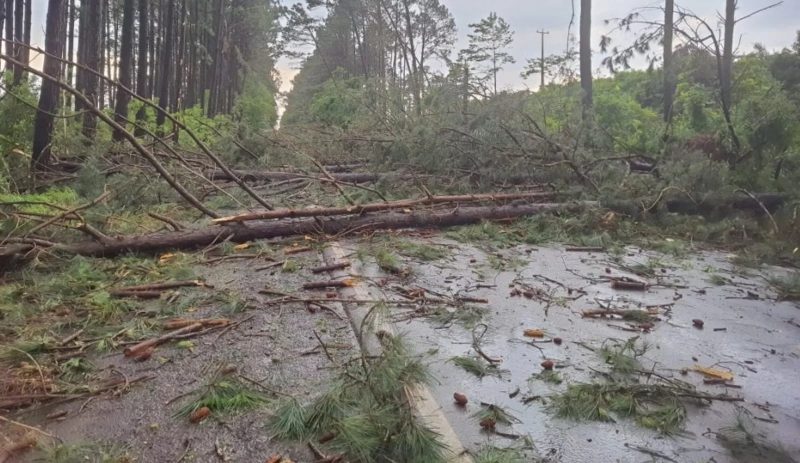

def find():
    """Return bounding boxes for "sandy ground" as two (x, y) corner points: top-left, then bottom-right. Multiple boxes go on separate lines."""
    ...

(5, 231), (800, 463)
(9, 247), (357, 462)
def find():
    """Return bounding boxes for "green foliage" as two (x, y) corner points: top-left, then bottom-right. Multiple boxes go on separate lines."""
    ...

(309, 72), (367, 129)
(474, 446), (527, 463)
(0, 74), (38, 192)
(269, 337), (447, 463)
(36, 441), (132, 463)
(234, 76), (278, 137)
(598, 337), (648, 375)
(451, 355), (503, 378)
(549, 383), (687, 434)
(174, 374), (268, 418)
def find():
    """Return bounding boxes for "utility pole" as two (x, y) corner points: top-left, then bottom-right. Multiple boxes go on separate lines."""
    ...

(536, 29), (549, 89)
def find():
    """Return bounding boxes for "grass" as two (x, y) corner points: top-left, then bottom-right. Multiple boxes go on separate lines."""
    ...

(717, 407), (798, 463)
(474, 446), (527, 463)
(487, 253), (525, 271)
(451, 355), (503, 378)
(769, 273), (800, 300)
(549, 383), (688, 434)
(174, 373), (268, 418)
(472, 403), (520, 426)
(534, 370), (563, 384)
(35, 441), (132, 463)
(598, 337), (648, 375)
(427, 304), (487, 328)
(374, 248), (405, 274)
(394, 239), (450, 261)
(269, 336), (447, 463)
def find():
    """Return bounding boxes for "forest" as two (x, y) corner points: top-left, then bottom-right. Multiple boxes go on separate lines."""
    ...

(0, 0), (799, 461)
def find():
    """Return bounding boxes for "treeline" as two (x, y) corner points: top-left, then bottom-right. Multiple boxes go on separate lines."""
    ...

(1, 0), (281, 172)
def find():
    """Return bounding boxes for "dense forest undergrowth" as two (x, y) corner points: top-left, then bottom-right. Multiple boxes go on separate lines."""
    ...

(0, 0), (799, 461)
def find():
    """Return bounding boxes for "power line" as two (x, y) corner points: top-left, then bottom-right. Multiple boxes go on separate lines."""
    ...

(536, 29), (549, 89)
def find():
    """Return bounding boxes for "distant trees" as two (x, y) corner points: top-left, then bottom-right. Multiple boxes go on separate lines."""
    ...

(282, 0), (456, 122)
(462, 12), (515, 95)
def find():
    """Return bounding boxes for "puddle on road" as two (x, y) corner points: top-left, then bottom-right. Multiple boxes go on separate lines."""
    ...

(349, 238), (800, 462)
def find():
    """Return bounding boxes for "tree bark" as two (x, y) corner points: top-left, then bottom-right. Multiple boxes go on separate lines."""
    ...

(28, 203), (578, 258)
(11, 0), (21, 83)
(212, 192), (556, 224)
(113, 0), (136, 140)
(3, 0), (11, 73)
(30, 0), (66, 171)
(721, 0), (741, 156)
(663, 0), (675, 122)
(155, 0), (174, 128)
(208, 170), (392, 184)
(80, 0), (102, 139)
(579, 0), (593, 119)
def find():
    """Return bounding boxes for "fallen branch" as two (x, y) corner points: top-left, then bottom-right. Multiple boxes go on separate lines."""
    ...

(311, 261), (351, 274)
(212, 191), (555, 224)
(123, 323), (204, 357)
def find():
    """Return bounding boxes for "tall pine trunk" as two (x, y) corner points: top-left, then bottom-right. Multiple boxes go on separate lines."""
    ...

(663, 0), (674, 122)
(133, 0), (148, 135)
(579, 0), (593, 119)
(11, 0), (22, 83)
(31, 0), (67, 171)
(113, 0), (135, 140)
(80, 0), (102, 140)
(720, 0), (740, 155)
(3, 0), (12, 73)
(155, 0), (174, 128)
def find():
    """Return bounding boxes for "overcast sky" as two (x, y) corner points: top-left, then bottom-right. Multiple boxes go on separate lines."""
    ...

(276, 0), (798, 93)
(28, 0), (799, 94)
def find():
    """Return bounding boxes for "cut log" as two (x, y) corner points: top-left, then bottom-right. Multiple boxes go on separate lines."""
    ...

(208, 170), (386, 184)
(5, 202), (590, 258)
(212, 192), (556, 224)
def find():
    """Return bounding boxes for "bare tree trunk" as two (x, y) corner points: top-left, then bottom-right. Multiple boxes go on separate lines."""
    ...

(3, 0), (12, 73)
(80, 0), (102, 139)
(0, 1), (4, 72)
(155, 0), (174, 129)
(133, 0), (149, 135)
(11, 0), (22, 83)
(663, 0), (674, 122)
(721, 0), (741, 156)
(31, 0), (67, 171)
(113, 0), (135, 140)
(64, 0), (74, 108)
(401, 0), (421, 116)
(579, 0), (593, 119)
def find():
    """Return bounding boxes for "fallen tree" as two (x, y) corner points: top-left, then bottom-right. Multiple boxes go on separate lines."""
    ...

(212, 192), (556, 224)
(2, 202), (590, 259)
(208, 170), (392, 184)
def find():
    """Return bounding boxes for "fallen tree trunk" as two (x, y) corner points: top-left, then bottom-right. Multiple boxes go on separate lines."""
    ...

(6, 203), (589, 258)
(208, 170), (390, 184)
(212, 192), (556, 224)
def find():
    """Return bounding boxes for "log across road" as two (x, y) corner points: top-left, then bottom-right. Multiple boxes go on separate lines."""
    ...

(40, 203), (591, 257)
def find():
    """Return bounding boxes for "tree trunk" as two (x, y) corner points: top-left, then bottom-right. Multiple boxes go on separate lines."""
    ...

(80, 0), (102, 140)
(579, 0), (593, 119)
(213, 192), (555, 224)
(662, 0), (675, 122)
(64, 0), (74, 107)
(11, 0), (22, 83)
(133, 0), (148, 135)
(3, 0), (12, 73)
(27, 203), (577, 258)
(401, 0), (421, 116)
(721, 0), (741, 156)
(155, 0), (174, 128)
(112, 0), (135, 141)
(30, 0), (66, 172)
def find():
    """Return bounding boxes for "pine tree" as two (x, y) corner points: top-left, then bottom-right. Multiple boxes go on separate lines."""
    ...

(461, 12), (515, 95)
